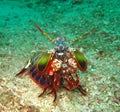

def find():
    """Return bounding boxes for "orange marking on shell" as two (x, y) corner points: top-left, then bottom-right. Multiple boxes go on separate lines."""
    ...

(51, 59), (62, 71)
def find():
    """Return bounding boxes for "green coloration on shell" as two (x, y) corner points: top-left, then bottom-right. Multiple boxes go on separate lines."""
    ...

(74, 50), (87, 62)
(37, 52), (51, 71)
(74, 50), (87, 70)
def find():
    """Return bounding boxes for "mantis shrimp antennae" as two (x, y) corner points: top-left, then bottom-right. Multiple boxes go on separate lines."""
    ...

(70, 28), (97, 45)
(29, 20), (55, 44)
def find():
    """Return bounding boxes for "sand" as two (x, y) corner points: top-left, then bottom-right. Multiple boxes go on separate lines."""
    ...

(0, 0), (120, 112)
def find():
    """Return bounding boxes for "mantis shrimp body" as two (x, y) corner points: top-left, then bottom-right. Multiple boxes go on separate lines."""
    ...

(16, 20), (96, 102)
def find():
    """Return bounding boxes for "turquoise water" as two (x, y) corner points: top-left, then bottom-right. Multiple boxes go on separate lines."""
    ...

(0, 0), (120, 112)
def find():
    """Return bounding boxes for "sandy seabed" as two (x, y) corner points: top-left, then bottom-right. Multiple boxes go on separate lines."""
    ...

(0, 0), (120, 112)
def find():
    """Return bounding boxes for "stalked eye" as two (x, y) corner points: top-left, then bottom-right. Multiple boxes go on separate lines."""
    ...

(73, 50), (87, 71)
(37, 52), (52, 72)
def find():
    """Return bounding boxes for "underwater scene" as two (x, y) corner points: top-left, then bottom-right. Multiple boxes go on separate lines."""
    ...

(0, 0), (120, 112)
